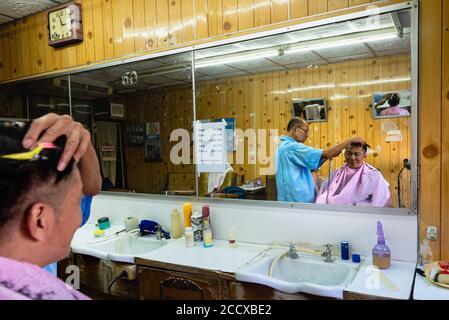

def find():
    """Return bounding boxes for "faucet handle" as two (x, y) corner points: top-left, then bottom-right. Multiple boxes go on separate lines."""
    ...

(323, 243), (333, 250)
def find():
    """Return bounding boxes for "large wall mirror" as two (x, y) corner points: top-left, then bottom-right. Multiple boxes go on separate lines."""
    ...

(0, 4), (416, 212)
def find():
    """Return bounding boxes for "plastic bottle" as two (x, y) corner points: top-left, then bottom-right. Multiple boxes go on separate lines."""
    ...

(202, 220), (213, 248)
(202, 205), (210, 224)
(228, 228), (237, 248)
(185, 227), (194, 248)
(419, 239), (433, 265)
(372, 221), (391, 269)
(183, 202), (192, 227)
(341, 241), (349, 260)
(191, 211), (203, 242)
(170, 209), (182, 239)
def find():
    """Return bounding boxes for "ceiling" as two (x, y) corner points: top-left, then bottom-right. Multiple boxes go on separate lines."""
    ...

(25, 9), (412, 98)
(0, 0), (72, 25)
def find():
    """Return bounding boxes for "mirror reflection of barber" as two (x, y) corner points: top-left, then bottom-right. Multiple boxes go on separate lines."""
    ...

(275, 117), (364, 203)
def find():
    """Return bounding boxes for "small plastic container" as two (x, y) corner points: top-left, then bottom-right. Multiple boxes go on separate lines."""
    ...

(228, 228), (237, 248)
(94, 230), (105, 238)
(97, 217), (111, 230)
(341, 241), (349, 260)
(185, 227), (194, 248)
(352, 254), (361, 263)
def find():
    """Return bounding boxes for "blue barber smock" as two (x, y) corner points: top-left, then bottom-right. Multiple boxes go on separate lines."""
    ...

(275, 136), (323, 203)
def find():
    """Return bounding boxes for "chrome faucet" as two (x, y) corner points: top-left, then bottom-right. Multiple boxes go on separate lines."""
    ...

(155, 225), (164, 240)
(287, 242), (299, 259)
(321, 244), (335, 263)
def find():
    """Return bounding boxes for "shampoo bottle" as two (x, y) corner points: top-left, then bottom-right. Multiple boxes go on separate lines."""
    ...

(202, 220), (213, 248)
(372, 221), (391, 269)
(170, 209), (182, 239)
(183, 202), (192, 227)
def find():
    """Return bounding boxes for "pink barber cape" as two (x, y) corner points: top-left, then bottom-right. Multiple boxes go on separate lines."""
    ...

(316, 163), (391, 207)
(0, 256), (90, 300)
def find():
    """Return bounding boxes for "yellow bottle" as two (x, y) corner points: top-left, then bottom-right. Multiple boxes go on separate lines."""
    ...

(171, 209), (182, 239)
(183, 202), (192, 227)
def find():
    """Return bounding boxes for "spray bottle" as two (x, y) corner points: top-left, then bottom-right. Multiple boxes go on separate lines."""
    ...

(372, 221), (391, 269)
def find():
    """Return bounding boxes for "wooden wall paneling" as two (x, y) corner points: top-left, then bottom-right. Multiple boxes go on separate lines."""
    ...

(181, 0), (195, 43)
(379, 56), (392, 206)
(144, 0), (157, 50)
(340, 62), (350, 166)
(168, 0), (183, 45)
(111, 0), (124, 57)
(195, 0), (209, 40)
(290, 0), (308, 19)
(207, 0), (223, 37)
(0, 23), (11, 79)
(308, 0), (328, 16)
(389, 55), (401, 208)
(122, 0), (135, 55)
(319, 65), (329, 177)
(9, 23), (19, 78)
(238, 0), (255, 31)
(333, 63), (343, 169)
(364, 59), (374, 168)
(254, 0), (271, 27)
(223, 0), (238, 34)
(326, 64), (336, 171)
(101, 0), (114, 60)
(75, 0), (86, 66)
(28, 15), (38, 75)
(259, 73), (269, 175)
(157, 1), (170, 47)
(19, 18), (31, 77)
(271, 0), (289, 24)
(91, 0), (105, 62)
(349, 0), (371, 6)
(442, 0), (449, 260)
(0, 25), (4, 80)
(371, 58), (381, 171)
(133, 0), (146, 53)
(328, 0), (349, 11)
(83, 0), (96, 64)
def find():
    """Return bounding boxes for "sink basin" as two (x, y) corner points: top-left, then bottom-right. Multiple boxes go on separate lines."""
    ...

(72, 232), (170, 263)
(236, 248), (361, 299)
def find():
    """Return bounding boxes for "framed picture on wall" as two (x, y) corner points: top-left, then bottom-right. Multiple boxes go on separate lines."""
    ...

(144, 122), (162, 162)
(110, 103), (125, 119)
(127, 124), (145, 146)
(292, 98), (328, 123)
(371, 90), (411, 119)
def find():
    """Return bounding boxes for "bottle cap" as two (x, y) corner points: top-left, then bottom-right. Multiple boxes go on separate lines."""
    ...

(185, 227), (193, 233)
(202, 205), (210, 218)
(352, 254), (361, 263)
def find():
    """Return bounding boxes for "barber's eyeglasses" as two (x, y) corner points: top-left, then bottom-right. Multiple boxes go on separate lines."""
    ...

(0, 143), (59, 162)
(297, 126), (309, 134)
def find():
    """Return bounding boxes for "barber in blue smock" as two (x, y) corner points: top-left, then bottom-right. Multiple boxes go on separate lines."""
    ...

(22, 114), (102, 276)
(276, 117), (363, 203)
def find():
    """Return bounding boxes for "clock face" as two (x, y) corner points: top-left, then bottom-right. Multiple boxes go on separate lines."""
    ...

(49, 7), (72, 41)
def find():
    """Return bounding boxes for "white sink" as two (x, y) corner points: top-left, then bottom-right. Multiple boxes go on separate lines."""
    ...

(72, 232), (171, 263)
(236, 248), (361, 299)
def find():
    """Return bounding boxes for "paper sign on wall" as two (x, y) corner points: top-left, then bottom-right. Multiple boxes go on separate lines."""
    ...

(194, 120), (227, 173)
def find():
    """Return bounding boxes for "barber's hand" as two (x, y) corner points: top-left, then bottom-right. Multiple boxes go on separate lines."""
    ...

(22, 113), (92, 171)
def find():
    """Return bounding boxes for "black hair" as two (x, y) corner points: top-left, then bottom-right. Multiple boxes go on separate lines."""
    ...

(0, 121), (74, 227)
(388, 93), (400, 107)
(348, 142), (371, 153)
(287, 117), (307, 131)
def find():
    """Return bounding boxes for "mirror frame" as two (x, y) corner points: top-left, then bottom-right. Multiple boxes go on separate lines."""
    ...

(0, 1), (419, 215)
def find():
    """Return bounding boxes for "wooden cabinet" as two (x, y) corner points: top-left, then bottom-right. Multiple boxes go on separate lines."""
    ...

(136, 258), (234, 300)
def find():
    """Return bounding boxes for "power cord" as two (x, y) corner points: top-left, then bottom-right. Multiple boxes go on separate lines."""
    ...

(108, 271), (127, 298)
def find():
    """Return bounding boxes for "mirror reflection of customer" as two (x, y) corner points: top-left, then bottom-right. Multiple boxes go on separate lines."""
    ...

(315, 142), (391, 207)
(275, 117), (363, 203)
(0, 121), (91, 299)
(377, 93), (410, 116)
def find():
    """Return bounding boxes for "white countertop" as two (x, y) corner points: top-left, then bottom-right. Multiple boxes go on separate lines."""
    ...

(345, 257), (416, 300)
(413, 272), (449, 300)
(136, 237), (267, 273)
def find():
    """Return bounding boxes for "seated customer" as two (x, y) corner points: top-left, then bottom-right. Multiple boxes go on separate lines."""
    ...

(315, 142), (391, 207)
(0, 121), (89, 300)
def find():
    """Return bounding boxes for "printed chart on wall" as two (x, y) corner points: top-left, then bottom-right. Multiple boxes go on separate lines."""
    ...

(127, 124), (145, 146)
(215, 118), (235, 152)
(144, 122), (162, 162)
(194, 120), (227, 173)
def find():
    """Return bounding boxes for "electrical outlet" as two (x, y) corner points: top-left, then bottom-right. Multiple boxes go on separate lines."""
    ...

(113, 263), (137, 280)
(426, 226), (438, 240)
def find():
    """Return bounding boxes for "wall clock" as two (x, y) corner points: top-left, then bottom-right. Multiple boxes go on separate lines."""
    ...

(47, 2), (83, 47)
